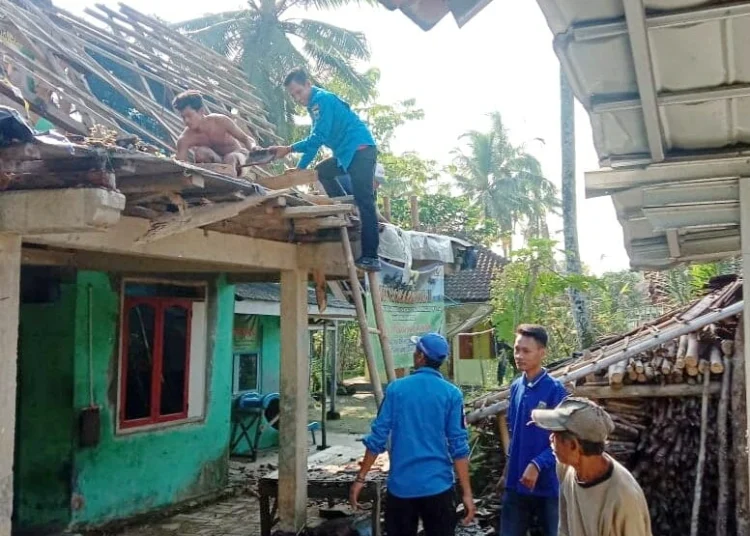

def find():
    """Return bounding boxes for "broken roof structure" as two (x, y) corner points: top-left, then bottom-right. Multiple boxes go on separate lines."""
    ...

(375, 0), (493, 30)
(0, 0), (276, 149)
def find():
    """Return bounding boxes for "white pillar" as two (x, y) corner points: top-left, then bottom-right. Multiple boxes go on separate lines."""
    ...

(278, 269), (309, 532)
(739, 178), (750, 507)
(0, 234), (21, 536)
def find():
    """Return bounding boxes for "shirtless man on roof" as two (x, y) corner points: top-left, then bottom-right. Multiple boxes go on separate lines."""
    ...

(172, 90), (257, 176)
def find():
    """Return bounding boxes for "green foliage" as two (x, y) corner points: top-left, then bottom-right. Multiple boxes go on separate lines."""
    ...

(388, 193), (501, 246)
(491, 239), (601, 359)
(174, 3), (375, 140)
(451, 113), (559, 255)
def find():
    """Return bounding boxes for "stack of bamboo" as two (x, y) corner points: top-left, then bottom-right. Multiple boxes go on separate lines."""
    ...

(606, 322), (736, 388)
(598, 397), (724, 536)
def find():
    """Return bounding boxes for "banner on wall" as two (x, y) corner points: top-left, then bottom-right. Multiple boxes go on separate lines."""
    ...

(233, 314), (261, 352)
(366, 261), (445, 373)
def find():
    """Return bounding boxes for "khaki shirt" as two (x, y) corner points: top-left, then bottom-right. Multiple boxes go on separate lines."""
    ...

(558, 456), (652, 536)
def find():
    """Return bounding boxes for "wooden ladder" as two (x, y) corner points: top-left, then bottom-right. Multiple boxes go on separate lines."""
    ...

(339, 228), (397, 406)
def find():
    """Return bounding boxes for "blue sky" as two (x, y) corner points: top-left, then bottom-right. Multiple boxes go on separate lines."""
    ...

(58, 0), (631, 273)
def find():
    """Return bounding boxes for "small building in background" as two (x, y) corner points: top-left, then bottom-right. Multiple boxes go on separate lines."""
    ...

(444, 246), (505, 387)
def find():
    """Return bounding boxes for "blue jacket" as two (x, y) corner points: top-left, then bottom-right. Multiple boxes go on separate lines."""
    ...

(362, 367), (470, 499)
(506, 369), (567, 498)
(291, 86), (376, 170)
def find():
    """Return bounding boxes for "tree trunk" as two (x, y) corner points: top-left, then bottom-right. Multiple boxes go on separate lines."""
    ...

(560, 67), (593, 348)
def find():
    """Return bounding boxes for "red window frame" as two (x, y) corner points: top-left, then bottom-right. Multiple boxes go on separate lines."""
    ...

(119, 297), (193, 429)
(459, 334), (474, 360)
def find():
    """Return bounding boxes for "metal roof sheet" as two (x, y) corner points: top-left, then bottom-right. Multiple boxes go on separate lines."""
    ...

(537, 0), (750, 269)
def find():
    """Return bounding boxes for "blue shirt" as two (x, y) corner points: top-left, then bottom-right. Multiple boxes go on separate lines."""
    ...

(362, 368), (470, 499)
(291, 86), (376, 170)
(506, 369), (567, 498)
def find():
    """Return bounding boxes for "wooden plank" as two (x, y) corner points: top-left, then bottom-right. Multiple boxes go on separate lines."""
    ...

(254, 170), (318, 191)
(292, 191), (337, 206)
(0, 234), (21, 536)
(278, 269), (310, 533)
(117, 174), (205, 194)
(281, 205), (355, 218)
(24, 216), (300, 271)
(194, 162), (237, 177)
(135, 189), (290, 245)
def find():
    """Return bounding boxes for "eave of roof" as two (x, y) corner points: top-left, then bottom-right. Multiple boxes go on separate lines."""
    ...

(536, 0), (750, 270)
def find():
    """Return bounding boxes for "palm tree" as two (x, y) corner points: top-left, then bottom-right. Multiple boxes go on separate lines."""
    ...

(560, 69), (593, 348)
(173, 1), (375, 140)
(451, 112), (559, 257)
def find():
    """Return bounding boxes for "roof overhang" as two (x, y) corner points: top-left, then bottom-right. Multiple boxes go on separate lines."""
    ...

(377, 0), (493, 30)
(537, 0), (750, 270)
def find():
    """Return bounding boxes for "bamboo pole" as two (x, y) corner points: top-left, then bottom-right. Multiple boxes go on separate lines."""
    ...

(339, 228), (383, 405)
(690, 370), (712, 536)
(466, 300), (744, 423)
(367, 271), (396, 383)
(716, 353), (731, 536)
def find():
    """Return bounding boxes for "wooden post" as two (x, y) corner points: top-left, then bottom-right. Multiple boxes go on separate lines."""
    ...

(741, 178), (750, 515)
(339, 228), (384, 405)
(0, 234), (21, 536)
(382, 196), (392, 222)
(278, 269), (309, 533)
(732, 323), (750, 535)
(367, 271), (396, 383)
(497, 414), (510, 456)
(410, 195), (419, 230)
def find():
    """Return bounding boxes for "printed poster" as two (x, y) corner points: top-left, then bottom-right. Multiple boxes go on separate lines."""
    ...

(366, 260), (445, 374)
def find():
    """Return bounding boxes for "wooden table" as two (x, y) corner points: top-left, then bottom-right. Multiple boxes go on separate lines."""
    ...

(258, 444), (389, 536)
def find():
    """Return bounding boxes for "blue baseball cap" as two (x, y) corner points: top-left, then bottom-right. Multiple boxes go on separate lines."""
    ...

(410, 333), (449, 363)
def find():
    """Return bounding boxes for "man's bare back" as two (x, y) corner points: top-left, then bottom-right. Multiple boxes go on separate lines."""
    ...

(172, 91), (256, 176)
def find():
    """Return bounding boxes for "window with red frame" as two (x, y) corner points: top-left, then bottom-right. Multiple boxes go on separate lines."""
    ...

(120, 295), (195, 429)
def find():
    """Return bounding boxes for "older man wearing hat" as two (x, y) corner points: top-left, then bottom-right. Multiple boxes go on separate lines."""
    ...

(350, 333), (476, 536)
(532, 397), (652, 536)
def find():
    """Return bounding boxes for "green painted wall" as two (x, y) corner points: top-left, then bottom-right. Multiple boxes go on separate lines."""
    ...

(15, 282), (77, 532)
(258, 315), (281, 395)
(69, 272), (235, 527)
(231, 315), (280, 455)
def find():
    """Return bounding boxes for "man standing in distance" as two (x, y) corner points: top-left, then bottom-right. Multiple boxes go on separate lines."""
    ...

(350, 333), (475, 535)
(502, 324), (567, 536)
(268, 69), (381, 272)
(532, 397), (652, 536)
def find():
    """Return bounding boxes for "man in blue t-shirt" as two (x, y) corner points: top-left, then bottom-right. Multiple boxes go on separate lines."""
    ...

(268, 68), (381, 272)
(502, 324), (567, 536)
(350, 333), (476, 536)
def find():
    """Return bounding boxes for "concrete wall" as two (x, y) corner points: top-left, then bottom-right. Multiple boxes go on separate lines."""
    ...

(453, 320), (496, 387)
(14, 270), (236, 530)
(14, 281), (77, 532)
(258, 315), (281, 395)
(231, 314), (281, 455)
(70, 272), (234, 527)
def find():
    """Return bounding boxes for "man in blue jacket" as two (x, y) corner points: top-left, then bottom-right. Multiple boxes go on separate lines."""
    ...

(502, 324), (567, 536)
(269, 68), (381, 272)
(350, 333), (476, 536)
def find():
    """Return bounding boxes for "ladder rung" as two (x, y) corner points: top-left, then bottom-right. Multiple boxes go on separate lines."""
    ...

(368, 328), (381, 335)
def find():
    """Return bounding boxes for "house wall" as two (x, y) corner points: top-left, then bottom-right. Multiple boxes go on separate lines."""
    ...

(231, 314), (281, 455)
(12, 270), (234, 530)
(67, 271), (234, 527)
(14, 280), (77, 532)
(453, 320), (497, 387)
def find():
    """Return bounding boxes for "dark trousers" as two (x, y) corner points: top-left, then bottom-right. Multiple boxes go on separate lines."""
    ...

(385, 488), (456, 536)
(315, 147), (379, 258)
(500, 490), (558, 536)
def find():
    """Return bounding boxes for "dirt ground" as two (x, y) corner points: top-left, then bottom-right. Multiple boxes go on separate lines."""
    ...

(89, 393), (377, 536)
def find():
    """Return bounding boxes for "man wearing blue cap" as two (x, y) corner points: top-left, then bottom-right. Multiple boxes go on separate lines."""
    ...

(350, 333), (476, 536)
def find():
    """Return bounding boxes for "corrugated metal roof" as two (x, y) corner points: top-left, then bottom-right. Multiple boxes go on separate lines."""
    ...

(537, 0), (750, 269)
(376, 0), (493, 30)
